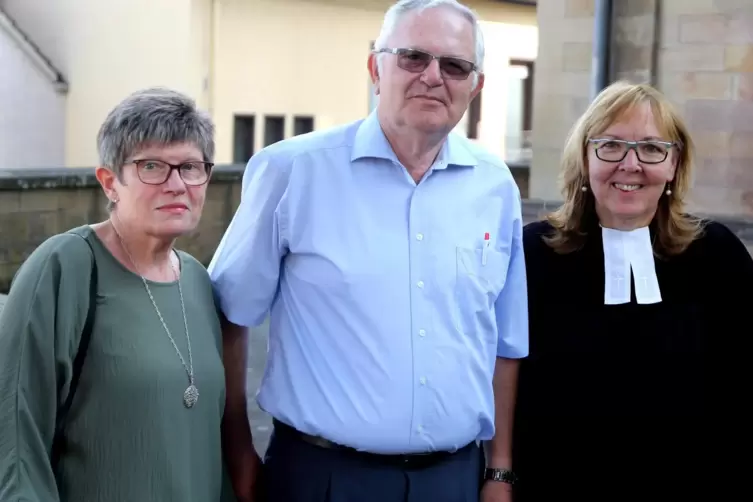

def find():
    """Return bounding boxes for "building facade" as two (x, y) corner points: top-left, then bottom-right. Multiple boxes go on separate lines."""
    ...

(1, 0), (537, 168)
(530, 0), (753, 218)
(0, 7), (66, 169)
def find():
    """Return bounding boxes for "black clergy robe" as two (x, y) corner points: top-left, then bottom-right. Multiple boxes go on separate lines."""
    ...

(512, 218), (753, 501)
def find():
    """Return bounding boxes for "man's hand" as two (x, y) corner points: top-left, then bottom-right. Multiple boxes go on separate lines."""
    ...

(481, 480), (513, 502)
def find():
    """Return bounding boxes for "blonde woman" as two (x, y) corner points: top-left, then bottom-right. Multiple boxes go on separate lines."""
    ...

(512, 81), (753, 500)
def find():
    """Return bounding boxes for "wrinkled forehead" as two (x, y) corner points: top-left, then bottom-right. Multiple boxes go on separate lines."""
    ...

(389, 7), (476, 60)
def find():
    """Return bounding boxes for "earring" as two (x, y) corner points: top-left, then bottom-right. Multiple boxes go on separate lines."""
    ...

(665, 185), (672, 196)
(581, 185), (588, 192)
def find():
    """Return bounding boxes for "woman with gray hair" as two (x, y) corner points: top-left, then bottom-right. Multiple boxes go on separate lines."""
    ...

(0, 88), (256, 501)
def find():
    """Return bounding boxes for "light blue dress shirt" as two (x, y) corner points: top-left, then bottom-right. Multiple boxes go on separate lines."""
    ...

(208, 111), (529, 454)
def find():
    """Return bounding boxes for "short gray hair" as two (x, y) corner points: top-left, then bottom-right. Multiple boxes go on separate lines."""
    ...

(96, 87), (215, 176)
(374, 0), (485, 86)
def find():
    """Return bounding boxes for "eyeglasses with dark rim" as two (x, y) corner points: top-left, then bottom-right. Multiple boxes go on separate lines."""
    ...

(587, 138), (676, 165)
(373, 47), (479, 81)
(130, 159), (214, 186)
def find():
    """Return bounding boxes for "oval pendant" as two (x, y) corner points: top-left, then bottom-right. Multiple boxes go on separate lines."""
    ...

(183, 384), (199, 408)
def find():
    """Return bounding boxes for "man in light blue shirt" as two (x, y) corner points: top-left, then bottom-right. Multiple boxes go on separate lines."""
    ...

(209, 1), (528, 500)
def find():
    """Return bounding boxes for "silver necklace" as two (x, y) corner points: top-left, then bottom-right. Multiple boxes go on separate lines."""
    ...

(111, 220), (199, 408)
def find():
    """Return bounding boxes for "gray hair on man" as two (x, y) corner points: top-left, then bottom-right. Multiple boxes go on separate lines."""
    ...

(373, 0), (485, 87)
(96, 87), (215, 178)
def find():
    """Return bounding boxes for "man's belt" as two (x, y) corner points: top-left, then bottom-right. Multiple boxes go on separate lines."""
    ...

(272, 418), (475, 469)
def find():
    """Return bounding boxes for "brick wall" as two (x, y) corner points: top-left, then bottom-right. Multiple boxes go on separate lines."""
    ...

(531, 0), (753, 219)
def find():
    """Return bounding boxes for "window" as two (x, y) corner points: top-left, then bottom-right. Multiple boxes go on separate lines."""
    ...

(467, 91), (482, 139)
(264, 115), (285, 146)
(293, 116), (314, 136)
(509, 59), (534, 133)
(505, 59), (535, 163)
(233, 115), (255, 163)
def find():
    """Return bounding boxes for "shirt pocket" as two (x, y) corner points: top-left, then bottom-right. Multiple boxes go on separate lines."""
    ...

(454, 246), (511, 335)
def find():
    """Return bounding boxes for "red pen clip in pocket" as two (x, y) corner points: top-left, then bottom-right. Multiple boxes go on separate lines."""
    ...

(482, 232), (490, 266)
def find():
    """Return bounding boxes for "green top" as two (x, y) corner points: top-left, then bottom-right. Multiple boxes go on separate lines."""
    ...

(0, 225), (232, 501)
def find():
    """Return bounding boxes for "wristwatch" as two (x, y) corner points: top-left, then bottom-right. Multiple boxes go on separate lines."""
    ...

(484, 467), (518, 485)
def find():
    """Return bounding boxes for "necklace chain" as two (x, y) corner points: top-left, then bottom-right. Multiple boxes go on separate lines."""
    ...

(111, 219), (197, 407)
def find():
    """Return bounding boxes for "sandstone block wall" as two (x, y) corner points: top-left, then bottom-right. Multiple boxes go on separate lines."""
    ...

(528, 0), (596, 201)
(531, 0), (753, 218)
(0, 167), (243, 293)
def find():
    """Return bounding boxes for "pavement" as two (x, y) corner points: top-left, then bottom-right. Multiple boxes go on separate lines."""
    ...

(0, 293), (274, 454)
(247, 320), (274, 454)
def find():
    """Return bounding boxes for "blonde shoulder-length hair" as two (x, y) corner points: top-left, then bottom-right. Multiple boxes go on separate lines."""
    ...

(544, 80), (704, 258)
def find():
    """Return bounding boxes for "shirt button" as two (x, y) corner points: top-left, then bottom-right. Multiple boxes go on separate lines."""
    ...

(416, 233), (424, 241)
(419, 329), (426, 337)
(419, 377), (427, 385)
(417, 280), (424, 288)
(417, 425), (424, 433)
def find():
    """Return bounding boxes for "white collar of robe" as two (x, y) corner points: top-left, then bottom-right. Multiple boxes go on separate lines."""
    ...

(601, 225), (662, 305)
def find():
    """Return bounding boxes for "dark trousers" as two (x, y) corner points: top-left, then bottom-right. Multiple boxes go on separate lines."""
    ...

(262, 420), (485, 502)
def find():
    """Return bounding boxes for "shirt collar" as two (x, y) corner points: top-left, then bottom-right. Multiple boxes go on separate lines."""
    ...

(350, 111), (478, 170)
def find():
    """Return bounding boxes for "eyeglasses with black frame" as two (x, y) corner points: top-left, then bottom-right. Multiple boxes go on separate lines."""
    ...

(130, 159), (214, 186)
(588, 138), (676, 165)
(373, 47), (479, 81)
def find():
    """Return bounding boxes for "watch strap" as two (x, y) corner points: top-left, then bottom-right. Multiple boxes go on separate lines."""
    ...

(484, 467), (518, 484)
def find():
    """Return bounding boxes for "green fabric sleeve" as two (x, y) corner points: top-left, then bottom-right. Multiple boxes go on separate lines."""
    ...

(0, 233), (94, 502)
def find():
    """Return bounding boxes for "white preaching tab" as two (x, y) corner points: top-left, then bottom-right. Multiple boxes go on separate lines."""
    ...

(602, 226), (662, 305)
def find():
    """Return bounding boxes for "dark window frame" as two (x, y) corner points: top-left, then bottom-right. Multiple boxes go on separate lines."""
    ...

(232, 114), (256, 163)
(509, 59), (535, 133)
(293, 116), (315, 136)
(467, 91), (482, 139)
(264, 115), (286, 147)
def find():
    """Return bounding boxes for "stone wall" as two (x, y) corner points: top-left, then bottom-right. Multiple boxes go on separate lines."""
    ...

(3, 163), (750, 295)
(0, 167), (243, 293)
(657, 0), (753, 216)
(0, 164), (531, 294)
(531, 0), (753, 218)
(527, 0), (595, 201)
